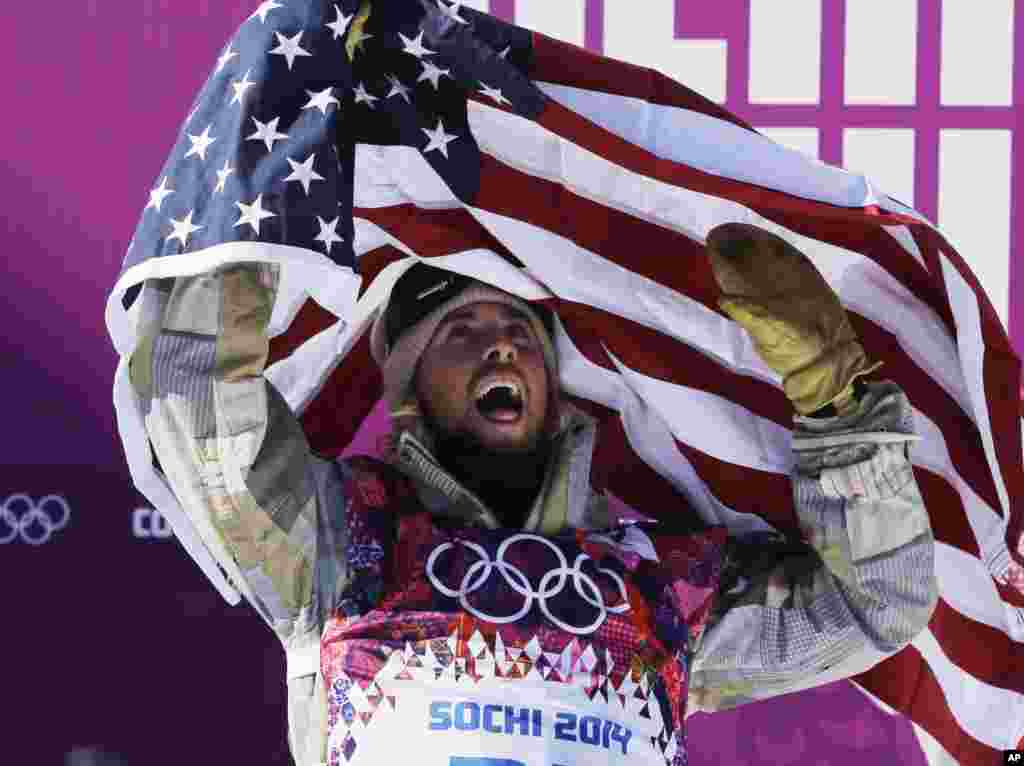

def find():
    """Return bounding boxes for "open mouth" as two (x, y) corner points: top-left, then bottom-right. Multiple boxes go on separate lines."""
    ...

(474, 380), (525, 424)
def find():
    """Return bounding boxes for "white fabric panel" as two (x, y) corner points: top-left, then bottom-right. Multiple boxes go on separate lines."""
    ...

(912, 627), (1024, 750)
(938, 131), (1013, 327)
(844, 0), (917, 105)
(516, 0), (584, 45)
(603, 0), (727, 104)
(843, 129), (916, 208)
(941, 0), (1014, 106)
(748, 0), (821, 104)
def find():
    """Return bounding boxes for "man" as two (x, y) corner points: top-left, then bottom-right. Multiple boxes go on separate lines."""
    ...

(130, 224), (938, 765)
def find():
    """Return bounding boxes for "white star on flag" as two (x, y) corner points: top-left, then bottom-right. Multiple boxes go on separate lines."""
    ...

(304, 87), (340, 115)
(214, 44), (238, 75)
(325, 4), (354, 40)
(478, 82), (510, 106)
(166, 210), (203, 247)
(353, 82), (379, 108)
(234, 193), (276, 235)
(146, 177), (174, 212)
(386, 75), (412, 103)
(399, 30), (435, 59)
(284, 154), (325, 195)
(315, 215), (345, 255)
(247, 116), (289, 153)
(437, 1), (469, 24)
(270, 31), (313, 70)
(214, 160), (235, 194)
(497, 45), (511, 59)
(230, 69), (257, 107)
(421, 119), (459, 158)
(249, 0), (283, 24)
(417, 60), (451, 90)
(184, 124), (217, 160)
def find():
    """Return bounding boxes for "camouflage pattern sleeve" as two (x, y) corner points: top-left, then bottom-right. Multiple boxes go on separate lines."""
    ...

(128, 264), (350, 658)
(687, 381), (939, 714)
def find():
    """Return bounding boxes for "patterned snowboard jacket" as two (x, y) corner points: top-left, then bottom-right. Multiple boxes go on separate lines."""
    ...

(129, 264), (939, 766)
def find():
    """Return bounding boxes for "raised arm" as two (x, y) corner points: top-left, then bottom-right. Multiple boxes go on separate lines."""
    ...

(688, 380), (938, 713)
(128, 263), (349, 764)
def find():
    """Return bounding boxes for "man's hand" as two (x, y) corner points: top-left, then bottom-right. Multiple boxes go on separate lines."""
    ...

(706, 223), (882, 416)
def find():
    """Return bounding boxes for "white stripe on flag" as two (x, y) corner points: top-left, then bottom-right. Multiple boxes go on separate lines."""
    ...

(935, 542), (1024, 642)
(535, 81), (882, 211)
(608, 350), (793, 473)
(913, 626), (1024, 750)
(939, 253), (1013, 544)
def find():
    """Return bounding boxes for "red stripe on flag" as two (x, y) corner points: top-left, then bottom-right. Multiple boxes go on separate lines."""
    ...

(564, 395), (705, 528)
(995, 579), (1024, 609)
(855, 647), (1006, 765)
(299, 328), (381, 458)
(913, 470), (981, 559)
(355, 206), (521, 265)
(674, 441), (799, 534)
(754, 207), (957, 339)
(928, 598), (1024, 695)
(528, 31), (753, 133)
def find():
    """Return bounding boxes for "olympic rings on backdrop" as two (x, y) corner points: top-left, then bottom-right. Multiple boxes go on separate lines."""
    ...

(425, 533), (630, 635)
(0, 494), (71, 545)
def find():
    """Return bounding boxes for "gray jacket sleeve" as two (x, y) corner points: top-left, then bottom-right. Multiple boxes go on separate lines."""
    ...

(129, 263), (350, 765)
(688, 381), (939, 714)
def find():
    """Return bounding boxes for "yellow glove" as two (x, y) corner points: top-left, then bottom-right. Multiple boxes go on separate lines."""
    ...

(706, 223), (883, 416)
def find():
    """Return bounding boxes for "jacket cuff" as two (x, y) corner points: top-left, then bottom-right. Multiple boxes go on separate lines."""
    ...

(791, 381), (921, 478)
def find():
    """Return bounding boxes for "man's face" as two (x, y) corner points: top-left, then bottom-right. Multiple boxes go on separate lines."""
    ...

(414, 301), (550, 455)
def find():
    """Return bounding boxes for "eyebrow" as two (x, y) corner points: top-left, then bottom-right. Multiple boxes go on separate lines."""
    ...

(441, 306), (530, 326)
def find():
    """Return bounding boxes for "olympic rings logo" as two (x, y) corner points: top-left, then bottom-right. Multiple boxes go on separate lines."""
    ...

(0, 494), (71, 545)
(425, 533), (630, 636)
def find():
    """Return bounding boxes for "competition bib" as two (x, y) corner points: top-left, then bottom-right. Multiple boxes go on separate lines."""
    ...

(328, 676), (670, 766)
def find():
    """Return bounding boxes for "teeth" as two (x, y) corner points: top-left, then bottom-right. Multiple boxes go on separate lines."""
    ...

(474, 378), (522, 402)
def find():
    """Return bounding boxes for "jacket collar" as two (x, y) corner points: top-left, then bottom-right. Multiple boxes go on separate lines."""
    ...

(391, 402), (608, 535)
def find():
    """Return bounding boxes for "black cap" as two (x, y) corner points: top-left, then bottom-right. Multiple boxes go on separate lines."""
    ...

(384, 262), (556, 354)
(384, 263), (474, 353)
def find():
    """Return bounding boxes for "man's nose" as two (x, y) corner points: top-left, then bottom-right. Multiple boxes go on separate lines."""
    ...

(483, 333), (517, 363)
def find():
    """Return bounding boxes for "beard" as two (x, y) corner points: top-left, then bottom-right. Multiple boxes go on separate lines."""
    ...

(420, 401), (556, 527)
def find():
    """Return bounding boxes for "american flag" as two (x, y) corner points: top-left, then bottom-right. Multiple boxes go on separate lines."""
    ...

(106, 1), (1024, 762)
